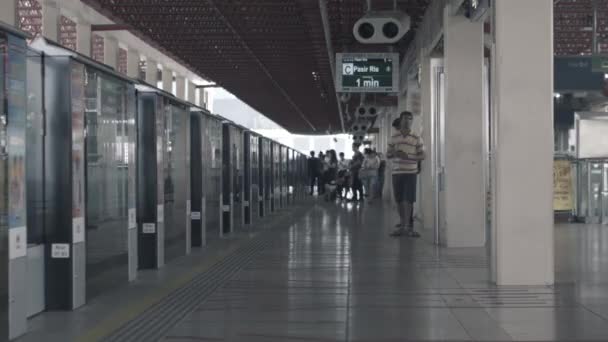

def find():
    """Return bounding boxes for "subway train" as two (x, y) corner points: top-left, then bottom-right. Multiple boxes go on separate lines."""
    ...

(0, 24), (309, 338)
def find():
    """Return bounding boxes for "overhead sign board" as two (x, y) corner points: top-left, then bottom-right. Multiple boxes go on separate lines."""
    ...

(336, 53), (399, 93)
(555, 57), (604, 91)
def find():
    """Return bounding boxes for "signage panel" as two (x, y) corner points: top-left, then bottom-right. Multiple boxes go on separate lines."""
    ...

(553, 159), (573, 211)
(336, 53), (399, 93)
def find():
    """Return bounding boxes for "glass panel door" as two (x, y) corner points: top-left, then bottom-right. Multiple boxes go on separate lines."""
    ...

(84, 72), (129, 300)
(164, 104), (188, 261)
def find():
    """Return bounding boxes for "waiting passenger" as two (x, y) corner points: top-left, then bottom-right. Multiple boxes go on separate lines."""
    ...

(308, 151), (319, 195)
(318, 151), (326, 195)
(349, 143), (364, 202)
(360, 148), (380, 203)
(387, 111), (425, 237)
(377, 153), (386, 198)
(324, 150), (338, 202)
(337, 152), (350, 199)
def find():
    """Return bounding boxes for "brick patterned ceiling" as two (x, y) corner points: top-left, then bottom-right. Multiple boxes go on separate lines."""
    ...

(83, 0), (430, 134)
(554, 0), (608, 56)
(81, 0), (602, 133)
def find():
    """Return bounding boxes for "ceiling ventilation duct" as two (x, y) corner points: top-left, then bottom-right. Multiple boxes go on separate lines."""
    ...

(355, 106), (379, 119)
(353, 11), (411, 44)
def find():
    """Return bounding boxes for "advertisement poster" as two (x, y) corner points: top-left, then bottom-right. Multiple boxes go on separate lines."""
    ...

(71, 63), (86, 243)
(7, 37), (27, 232)
(553, 159), (573, 211)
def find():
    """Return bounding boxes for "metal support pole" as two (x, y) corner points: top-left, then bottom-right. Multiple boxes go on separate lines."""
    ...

(592, 0), (599, 54)
(91, 24), (131, 31)
(319, 0), (346, 132)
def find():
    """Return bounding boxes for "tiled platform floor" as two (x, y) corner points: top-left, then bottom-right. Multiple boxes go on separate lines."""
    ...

(162, 202), (608, 341)
(18, 199), (608, 341)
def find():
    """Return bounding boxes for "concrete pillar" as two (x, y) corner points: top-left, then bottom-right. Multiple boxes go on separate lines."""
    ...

(188, 81), (196, 104)
(196, 89), (203, 108)
(419, 52), (434, 232)
(127, 48), (140, 79)
(0, 0), (16, 27)
(442, 4), (485, 247)
(103, 35), (118, 69)
(145, 58), (158, 85)
(41, 0), (59, 41)
(175, 75), (186, 100)
(76, 18), (91, 56)
(492, 0), (554, 285)
(162, 67), (173, 93)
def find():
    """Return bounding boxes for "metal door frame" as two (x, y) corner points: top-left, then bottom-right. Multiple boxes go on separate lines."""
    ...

(431, 58), (445, 246)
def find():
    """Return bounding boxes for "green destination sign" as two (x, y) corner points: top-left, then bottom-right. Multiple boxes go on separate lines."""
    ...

(336, 53), (399, 93)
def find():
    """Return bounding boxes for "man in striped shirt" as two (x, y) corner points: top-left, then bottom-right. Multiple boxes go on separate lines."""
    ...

(387, 111), (425, 237)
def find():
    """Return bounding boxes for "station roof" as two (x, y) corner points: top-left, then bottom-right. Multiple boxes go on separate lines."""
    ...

(83, 0), (430, 134)
(82, 0), (606, 134)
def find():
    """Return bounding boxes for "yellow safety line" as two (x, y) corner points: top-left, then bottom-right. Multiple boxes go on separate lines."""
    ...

(77, 241), (244, 342)
(79, 206), (308, 342)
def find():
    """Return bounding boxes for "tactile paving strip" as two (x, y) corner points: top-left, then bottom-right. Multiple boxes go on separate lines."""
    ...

(103, 204), (310, 342)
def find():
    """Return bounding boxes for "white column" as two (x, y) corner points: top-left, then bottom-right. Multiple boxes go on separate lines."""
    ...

(188, 81), (197, 104)
(145, 58), (158, 85)
(103, 35), (118, 69)
(162, 67), (173, 93)
(76, 18), (91, 56)
(419, 52), (434, 231)
(175, 75), (186, 100)
(126, 48), (140, 79)
(492, 0), (554, 285)
(196, 89), (204, 108)
(42, 0), (59, 41)
(442, 5), (485, 247)
(0, 0), (16, 27)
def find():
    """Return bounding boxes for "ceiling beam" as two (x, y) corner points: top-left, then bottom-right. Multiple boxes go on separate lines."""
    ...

(319, 0), (345, 133)
(207, 0), (317, 132)
(91, 24), (131, 31)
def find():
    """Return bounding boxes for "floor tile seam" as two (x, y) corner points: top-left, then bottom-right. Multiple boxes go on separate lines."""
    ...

(105, 240), (271, 342)
(149, 203), (319, 338)
(81, 240), (263, 342)
(435, 274), (481, 341)
(180, 317), (349, 324)
(93, 204), (316, 342)
(233, 332), (345, 341)
(162, 335), (226, 341)
(344, 216), (353, 342)
(443, 304), (494, 342)
(571, 302), (608, 323)
(210, 288), (350, 292)
(151, 236), (285, 335)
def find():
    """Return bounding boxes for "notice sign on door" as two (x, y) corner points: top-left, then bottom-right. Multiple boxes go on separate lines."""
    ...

(128, 208), (137, 229)
(157, 204), (164, 223)
(143, 223), (156, 234)
(51, 244), (70, 259)
(553, 159), (573, 211)
(9, 226), (26, 259)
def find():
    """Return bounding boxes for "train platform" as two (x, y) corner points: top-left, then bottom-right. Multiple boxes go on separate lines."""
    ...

(17, 199), (608, 342)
